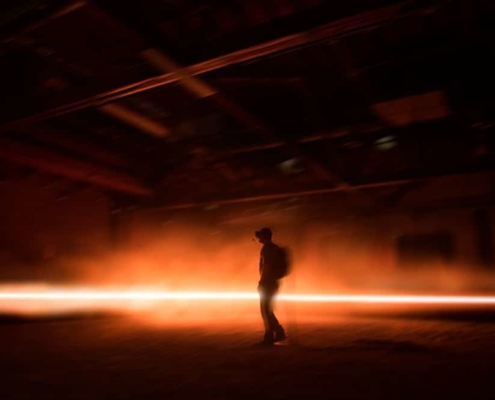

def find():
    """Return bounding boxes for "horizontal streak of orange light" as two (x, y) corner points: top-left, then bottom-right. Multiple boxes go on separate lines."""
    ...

(2, 290), (495, 304)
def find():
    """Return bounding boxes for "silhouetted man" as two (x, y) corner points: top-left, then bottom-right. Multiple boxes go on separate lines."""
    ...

(255, 227), (287, 345)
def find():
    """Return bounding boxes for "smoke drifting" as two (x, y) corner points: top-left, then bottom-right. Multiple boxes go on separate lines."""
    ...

(3, 209), (495, 294)
(58, 221), (260, 292)
(1, 208), (494, 321)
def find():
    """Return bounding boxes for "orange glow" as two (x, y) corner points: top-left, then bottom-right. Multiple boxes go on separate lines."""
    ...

(3, 283), (495, 324)
(2, 215), (495, 321)
(2, 285), (495, 304)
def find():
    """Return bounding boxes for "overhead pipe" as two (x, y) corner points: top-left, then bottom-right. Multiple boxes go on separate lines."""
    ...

(219, 129), (358, 155)
(0, 3), (408, 130)
(1, 1), (85, 43)
(89, 0), (387, 189)
(146, 179), (416, 211)
(145, 172), (494, 212)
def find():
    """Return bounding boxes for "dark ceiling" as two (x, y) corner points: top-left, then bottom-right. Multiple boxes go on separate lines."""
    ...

(0, 0), (494, 209)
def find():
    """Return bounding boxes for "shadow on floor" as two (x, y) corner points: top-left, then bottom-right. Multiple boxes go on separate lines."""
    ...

(284, 338), (437, 354)
(0, 312), (122, 325)
(351, 309), (495, 324)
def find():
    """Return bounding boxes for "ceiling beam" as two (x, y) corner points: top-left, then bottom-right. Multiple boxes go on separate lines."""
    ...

(139, 44), (351, 188)
(3, 2), (173, 141)
(1, 1), (85, 43)
(144, 179), (416, 211)
(18, 125), (130, 168)
(0, 2), (409, 131)
(98, 103), (171, 138)
(83, 1), (353, 188)
(220, 129), (358, 155)
(144, 171), (495, 212)
(212, 93), (352, 186)
(0, 136), (152, 196)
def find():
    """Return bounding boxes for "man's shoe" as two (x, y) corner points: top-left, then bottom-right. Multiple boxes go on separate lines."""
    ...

(260, 332), (275, 345)
(274, 330), (287, 342)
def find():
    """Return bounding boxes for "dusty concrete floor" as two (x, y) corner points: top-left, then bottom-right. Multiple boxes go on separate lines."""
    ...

(1, 307), (495, 400)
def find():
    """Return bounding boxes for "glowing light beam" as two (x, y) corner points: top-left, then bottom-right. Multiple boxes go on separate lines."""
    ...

(1, 291), (495, 305)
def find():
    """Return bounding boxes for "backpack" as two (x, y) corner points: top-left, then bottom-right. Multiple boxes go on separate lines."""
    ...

(274, 245), (291, 279)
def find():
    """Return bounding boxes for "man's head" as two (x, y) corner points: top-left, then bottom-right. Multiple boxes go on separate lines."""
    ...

(255, 227), (272, 244)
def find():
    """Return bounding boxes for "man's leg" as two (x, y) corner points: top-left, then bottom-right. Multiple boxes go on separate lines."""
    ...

(269, 310), (281, 332)
(268, 301), (286, 341)
(264, 283), (286, 341)
(259, 292), (272, 337)
(259, 284), (278, 343)
(259, 283), (285, 343)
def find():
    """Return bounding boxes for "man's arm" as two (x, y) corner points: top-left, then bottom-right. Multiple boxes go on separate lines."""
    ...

(259, 245), (277, 283)
(259, 248), (263, 275)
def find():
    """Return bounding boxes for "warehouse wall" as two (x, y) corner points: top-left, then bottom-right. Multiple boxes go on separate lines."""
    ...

(0, 174), (111, 269)
(0, 172), (492, 293)
(292, 173), (494, 292)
